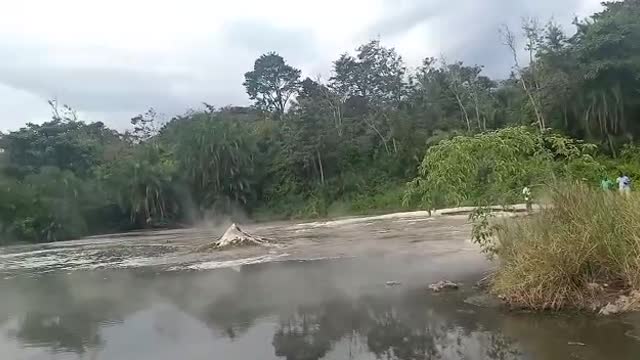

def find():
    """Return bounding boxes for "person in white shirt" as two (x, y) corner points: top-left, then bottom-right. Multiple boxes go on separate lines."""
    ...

(617, 174), (631, 196)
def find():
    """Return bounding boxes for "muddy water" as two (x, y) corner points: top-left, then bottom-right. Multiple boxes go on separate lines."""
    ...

(1, 213), (640, 359)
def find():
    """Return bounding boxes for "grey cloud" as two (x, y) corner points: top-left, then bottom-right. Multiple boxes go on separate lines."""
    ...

(366, 1), (444, 38)
(0, 0), (599, 132)
(371, 0), (588, 77)
(223, 20), (319, 63)
(0, 40), (201, 121)
(0, 20), (318, 131)
(220, 19), (334, 93)
(0, 41), (252, 129)
(1, 66), (193, 112)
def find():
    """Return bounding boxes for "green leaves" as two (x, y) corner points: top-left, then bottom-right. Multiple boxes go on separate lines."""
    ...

(0, 167), (100, 243)
(100, 143), (177, 227)
(331, 40), (406, 109)
(469, 207), (500, 259)
(404, 127), (603, 210)
(2, 2), (640, 244)
(170, 113), (258, 213)
(243, 53), (301, 116)
(0, 120), (108, 177)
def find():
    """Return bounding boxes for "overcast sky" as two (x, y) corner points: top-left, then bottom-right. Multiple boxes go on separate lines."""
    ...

(0, 0), (603, 132)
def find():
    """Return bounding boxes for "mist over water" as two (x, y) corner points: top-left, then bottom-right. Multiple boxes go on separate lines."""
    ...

(1, 214), (640, 359)
(1, 256), (640, 360)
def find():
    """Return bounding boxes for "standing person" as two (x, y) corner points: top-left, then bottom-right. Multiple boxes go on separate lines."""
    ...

(617, 173), (631, 196)
(522, 186), (532, 212)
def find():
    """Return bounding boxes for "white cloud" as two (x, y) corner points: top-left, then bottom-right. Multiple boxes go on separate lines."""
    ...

(0, 0), (603, 132)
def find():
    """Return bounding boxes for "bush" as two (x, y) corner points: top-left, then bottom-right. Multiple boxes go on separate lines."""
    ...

(491, 183), (640, 310)
(0, 167), (108, 243)
(404, 127), (603, 210)
(348, 185), (405, 214)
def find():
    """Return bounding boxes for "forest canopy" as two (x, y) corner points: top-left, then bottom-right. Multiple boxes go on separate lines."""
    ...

(1, 0), (640, 243)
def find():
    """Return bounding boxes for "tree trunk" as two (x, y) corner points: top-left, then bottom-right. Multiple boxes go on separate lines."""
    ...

(334, 106), (343, 136)
(453, 92), (471, 132)
(502, 25), (545, 132)
(473, 97), (481, 130)
(608, 133), (617, 158)
(520, 79), (545, 131)
(366, 116), (391, 154)
(584, 103), (593, 140)
(316, 149), (325, 185)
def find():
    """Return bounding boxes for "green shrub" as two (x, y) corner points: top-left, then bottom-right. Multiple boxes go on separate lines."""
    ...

(348, 185), (405, 214)
(491, 183), (640, 310)
(0, 167), (108, 243)
(404, 127), (602, 210)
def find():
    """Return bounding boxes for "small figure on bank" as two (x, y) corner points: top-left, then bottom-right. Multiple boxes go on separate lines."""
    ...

(601, 177), (614, 191)
(617, 174), (632, 196)
(522, 186), (532, 212)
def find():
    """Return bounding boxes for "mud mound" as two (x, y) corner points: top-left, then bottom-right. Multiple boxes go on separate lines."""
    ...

(198, 224), (273, 251)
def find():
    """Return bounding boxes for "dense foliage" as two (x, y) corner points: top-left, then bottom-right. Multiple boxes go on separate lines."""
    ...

(1, 1), (640, 243)
(404, 127), (603, 209)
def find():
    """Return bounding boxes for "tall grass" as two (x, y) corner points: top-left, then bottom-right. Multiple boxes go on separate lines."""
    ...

(491, 183), (640, 310)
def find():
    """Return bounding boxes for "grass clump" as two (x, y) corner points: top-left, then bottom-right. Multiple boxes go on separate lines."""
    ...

(490, 183), (640, 310)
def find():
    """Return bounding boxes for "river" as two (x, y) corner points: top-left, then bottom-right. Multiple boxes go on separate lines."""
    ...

(1, 212), (639, 359)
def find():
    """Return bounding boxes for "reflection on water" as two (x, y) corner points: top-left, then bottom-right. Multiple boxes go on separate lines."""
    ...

(1, 258), (640, 360)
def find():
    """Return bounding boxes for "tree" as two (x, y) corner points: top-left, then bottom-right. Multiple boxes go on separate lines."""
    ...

(243, 53), (301, 118)
(409, 58), (458, 130)
(440, 60), (495, 132)
(570, 0), (640, 146)
(0, 119), (111, 177)
(130, 107), (162, 142)
(101, 143), (178, 227)
(404, 127), (602, 210)
(330, 41), (408, 155)
(3, 2), (640, 244)
(284, 79), (341, 186)
(170, 111), (259, 213)
(501, 23), (547, 131)
(331, 40), (406, 110)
